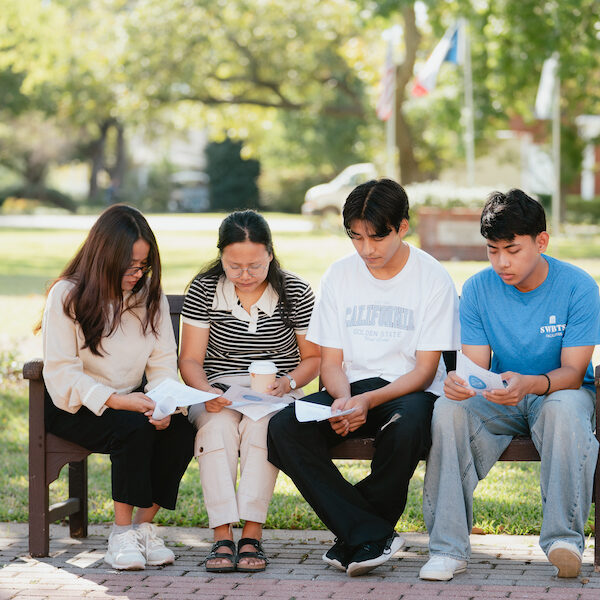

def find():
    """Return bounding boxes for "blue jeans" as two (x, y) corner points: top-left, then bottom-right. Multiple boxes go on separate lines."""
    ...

(423, 388), (597, 560)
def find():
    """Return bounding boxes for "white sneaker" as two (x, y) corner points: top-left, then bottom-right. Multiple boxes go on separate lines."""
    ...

(547, 541), (582, 578)
(419, 555), (467, 581)
(136, 523), (175, 566)
(105, 529), (146, 570)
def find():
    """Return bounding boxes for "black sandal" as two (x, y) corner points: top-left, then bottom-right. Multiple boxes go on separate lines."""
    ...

(236, 537), (268, 573)
(204, 539), (236, 573)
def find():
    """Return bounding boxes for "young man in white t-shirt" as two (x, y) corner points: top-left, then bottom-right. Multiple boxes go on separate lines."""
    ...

(267, 178), (460, 576)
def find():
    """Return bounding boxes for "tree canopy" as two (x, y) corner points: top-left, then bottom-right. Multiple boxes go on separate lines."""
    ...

(0, 0), (598, 208)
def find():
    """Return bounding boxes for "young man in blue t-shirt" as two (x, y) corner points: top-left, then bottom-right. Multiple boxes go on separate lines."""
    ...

(420, 189), (600, 581)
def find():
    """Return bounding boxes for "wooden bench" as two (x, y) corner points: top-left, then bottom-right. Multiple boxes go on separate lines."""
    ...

(24, 294), (600, 570)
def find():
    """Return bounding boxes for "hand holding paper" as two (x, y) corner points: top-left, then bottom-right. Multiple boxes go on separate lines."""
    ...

(221, 384), (290, 421)
(146, 379), (219, 420)
(294, 400), (356, 423)
(455, 353), (505, 392)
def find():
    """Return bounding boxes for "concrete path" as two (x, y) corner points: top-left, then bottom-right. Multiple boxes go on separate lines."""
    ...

(0, 524), (598, 599)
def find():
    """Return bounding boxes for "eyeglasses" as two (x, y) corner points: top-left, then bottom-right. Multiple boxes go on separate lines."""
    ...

(222, 262), (268, 278)
(124, 265), (151, 276)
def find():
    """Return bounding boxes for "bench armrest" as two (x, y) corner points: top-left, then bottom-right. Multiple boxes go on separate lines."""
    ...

(23, 358), (44, 381)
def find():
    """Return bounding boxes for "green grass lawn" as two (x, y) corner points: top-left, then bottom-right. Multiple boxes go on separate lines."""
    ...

(1, 221), (598, 535)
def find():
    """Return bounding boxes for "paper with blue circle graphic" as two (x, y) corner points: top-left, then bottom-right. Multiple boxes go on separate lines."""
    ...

(223, 384), (290, 421)
(456, 352), (505, 392)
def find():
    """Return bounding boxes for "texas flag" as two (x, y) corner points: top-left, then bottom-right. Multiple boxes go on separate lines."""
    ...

(412, 21), (464, 97)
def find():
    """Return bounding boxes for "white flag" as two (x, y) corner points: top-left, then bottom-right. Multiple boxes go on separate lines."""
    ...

(535, 55), (558, 120)
(376, 40), (396, 121)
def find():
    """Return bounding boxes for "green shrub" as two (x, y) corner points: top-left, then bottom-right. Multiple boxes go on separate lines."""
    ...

(205, 137), (260, 211)
(260, 168), (326, 213)
(565, 194), (600, 223)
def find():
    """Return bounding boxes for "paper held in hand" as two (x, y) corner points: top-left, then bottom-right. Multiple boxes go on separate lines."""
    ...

(455, 352), (506, 392)
(146, 379), (219, 420)
(294, 400), (356, 423)
(222, 384), (289, 421)
(222, 384), (287, 408)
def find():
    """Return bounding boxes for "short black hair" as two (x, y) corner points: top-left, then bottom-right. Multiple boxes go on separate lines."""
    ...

(342, 178), (409, 238)
(480, 189), (546, 241)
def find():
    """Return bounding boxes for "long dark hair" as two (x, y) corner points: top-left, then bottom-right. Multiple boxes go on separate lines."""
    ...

(39, 204), (163, 355)
(195, 210), (294, 326)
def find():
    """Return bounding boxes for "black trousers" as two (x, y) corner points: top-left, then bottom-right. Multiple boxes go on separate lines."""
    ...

(45, 390), (195, 510)
(267, 378), (436, 548)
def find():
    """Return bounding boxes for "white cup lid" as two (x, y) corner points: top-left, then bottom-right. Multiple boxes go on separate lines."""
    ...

(248, 360), (277, 374)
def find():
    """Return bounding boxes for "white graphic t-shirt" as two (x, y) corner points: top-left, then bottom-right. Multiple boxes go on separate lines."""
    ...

(307, 245), (460, 396)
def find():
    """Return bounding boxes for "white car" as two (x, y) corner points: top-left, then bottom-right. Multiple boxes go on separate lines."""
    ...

(301, 163), (377, 216)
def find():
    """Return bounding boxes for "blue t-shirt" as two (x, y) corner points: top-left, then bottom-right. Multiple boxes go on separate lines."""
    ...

(460, 255), (600, 390)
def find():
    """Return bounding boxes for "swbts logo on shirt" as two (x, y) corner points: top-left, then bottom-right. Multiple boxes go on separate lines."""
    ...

(539, 315), (565, 338)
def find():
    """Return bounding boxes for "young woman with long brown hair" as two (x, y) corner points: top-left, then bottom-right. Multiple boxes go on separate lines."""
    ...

(40, 204), (194, 570)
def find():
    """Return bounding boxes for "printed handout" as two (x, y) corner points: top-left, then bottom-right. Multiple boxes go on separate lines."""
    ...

(294, 400), (356, 423)
(222, 384), (290, 421)
(455, 352), (506, 392)
(146, 379), (219, 420)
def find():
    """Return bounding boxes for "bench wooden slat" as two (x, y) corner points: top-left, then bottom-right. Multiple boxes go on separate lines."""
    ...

(329, 435), (541, 462)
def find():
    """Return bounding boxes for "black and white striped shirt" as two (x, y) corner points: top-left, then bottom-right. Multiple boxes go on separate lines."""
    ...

(181, 272), (315, 381)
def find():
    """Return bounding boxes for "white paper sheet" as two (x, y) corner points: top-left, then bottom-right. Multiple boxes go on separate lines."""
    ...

(146, 379), (219, 420)
(294, 400), (356, 423)
(222, 384), (289, 421)
(455, 352), (506, 392)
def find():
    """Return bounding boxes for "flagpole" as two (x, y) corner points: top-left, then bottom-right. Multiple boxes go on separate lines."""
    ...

(551, 52), (560, 235)
(461, 18), (475, 187)
(386, 72), (398, 181)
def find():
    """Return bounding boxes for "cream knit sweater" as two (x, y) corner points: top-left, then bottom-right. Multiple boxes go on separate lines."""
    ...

(42, 279), (177, 416)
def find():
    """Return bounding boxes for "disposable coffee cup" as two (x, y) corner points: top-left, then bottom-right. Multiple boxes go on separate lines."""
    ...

(248, 360), (277, 393)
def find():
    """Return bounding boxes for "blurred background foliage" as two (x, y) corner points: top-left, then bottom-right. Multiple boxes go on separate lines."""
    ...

(0, 0), (598, 213)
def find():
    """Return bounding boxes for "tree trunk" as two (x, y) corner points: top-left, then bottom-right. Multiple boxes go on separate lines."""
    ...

(394, 5), (422, 184)
(111, 121), (126, 193)
(396, 109), (422, 184)
(88, 120), (111, 200)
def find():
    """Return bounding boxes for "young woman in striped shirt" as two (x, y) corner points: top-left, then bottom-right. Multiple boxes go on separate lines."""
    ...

(179, 210), (320, 573)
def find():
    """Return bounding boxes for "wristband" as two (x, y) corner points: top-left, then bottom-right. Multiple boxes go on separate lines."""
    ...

(541, 373), (551, 396)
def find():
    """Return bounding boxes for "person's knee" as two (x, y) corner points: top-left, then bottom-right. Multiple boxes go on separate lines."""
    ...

(378, 417), (427, 454)
(115, 410), (152, 435)
(267, 405), (295, 441)
(431, 396), (468, 434)
(199, 410), (239, 439)
(537, 390), (593, 434)
(111, 411), (155, 453)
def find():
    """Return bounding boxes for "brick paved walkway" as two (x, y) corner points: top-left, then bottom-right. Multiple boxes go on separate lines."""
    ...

(1, 524), (598, 599)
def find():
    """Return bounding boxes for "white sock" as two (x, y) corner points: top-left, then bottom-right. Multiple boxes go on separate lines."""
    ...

(111, 524), (132, 536)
